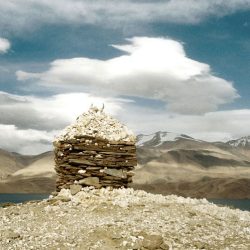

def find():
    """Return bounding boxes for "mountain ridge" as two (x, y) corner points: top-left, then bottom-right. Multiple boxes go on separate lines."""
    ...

(137, 131), (250, 148)
(227, 135), (250, 149)
(136, 131), (201, 147)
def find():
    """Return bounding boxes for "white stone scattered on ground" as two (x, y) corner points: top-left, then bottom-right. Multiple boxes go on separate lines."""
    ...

(1, 188), (250, 250)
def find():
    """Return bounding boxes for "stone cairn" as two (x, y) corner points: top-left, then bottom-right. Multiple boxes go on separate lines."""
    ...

(53, 106), (137, 192)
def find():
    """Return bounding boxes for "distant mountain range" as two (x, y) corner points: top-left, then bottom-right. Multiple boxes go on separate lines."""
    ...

(137, 131), (201, 147)
(0, 132), (249, 198)
(136, 131), (250, 167)
(0, 149), (48, 180)
(132, 132), (250, 198)
(137, 131), (250, 149)
(227, 136), (250, 148)
(0, 150), (55, 193)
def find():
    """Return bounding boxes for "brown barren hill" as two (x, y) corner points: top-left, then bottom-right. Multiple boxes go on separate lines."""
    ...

(0, 152), (55, 193)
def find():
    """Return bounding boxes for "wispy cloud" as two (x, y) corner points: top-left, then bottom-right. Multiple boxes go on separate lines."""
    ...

(17, 37), (238, 114)
(1, 0), (250, 33)
(0, 38), (10, 53)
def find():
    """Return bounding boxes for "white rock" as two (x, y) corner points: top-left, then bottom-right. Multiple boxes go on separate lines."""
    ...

(54, 105), (136, 142)
(78, 170), (86, 174)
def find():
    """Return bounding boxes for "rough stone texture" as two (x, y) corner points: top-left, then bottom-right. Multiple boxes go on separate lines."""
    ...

(1, 188), (249, 250)
(78, 177), (101, 188)
(70, 184), (82, 195)
(142, 234), (163, 249)
(54, 106), (137, 191)
(103, 169), (127, 178)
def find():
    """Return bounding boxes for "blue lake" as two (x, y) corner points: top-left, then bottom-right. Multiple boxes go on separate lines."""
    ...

(0, 194), (249, 211)
(209, 199), (250, 211)
(0, 193), (50, 205)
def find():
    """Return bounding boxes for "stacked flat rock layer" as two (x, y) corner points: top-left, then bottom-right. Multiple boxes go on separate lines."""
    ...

(54, 106), (137, 192)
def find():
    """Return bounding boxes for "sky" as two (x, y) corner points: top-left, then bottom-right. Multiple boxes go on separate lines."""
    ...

(0, 0), (250, 154)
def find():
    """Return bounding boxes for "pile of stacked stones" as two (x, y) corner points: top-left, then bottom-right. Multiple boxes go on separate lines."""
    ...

(53, 106), (137, 192)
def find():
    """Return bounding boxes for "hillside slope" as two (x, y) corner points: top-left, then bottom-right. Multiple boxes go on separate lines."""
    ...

(0, 148), (48, 180)
(133, 132), (250, 198)
(11, 152), (54, 179)
(0, 149), (27, 179)
(0, 152), (55, 193)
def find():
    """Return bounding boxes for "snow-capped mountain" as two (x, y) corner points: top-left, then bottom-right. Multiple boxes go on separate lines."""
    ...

(136, 131), (200, 147)
(227, 136), (250, 148)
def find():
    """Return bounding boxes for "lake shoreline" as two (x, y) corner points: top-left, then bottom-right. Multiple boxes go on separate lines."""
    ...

(1, 193), (250, 211)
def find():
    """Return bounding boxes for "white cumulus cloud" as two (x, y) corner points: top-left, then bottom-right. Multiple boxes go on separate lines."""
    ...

(0, 38), (10, 53)
(17, 37), (238, 114)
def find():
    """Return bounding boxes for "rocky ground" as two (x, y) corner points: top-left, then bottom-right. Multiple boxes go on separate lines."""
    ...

(1, 188), (250, 250)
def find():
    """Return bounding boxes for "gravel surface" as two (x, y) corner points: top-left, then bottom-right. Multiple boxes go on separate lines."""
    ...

(55, 106), (135, 142)
(1, 188), (250, 250)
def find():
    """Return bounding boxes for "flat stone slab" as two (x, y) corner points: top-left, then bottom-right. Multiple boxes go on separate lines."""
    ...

(70, 184), (82, 195)
(104, 169), (127, 179)
(78, 177), (101, 188)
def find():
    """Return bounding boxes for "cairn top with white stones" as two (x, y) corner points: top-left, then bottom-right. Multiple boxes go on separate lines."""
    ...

(55, 105), (136, 143)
